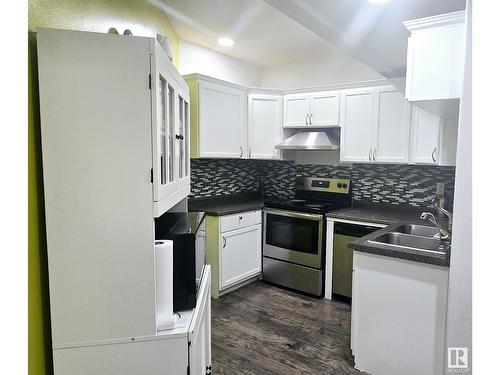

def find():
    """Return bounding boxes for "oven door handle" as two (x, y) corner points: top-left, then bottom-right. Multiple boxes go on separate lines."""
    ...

(263, 208), (323, 221)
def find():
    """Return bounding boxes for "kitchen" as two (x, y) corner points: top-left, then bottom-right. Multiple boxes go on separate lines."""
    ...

(26, 0), (475, 374)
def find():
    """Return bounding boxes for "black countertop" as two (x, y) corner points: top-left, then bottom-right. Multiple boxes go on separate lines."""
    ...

(326, 201), (427, 225)
(188, 192), (266, 216)
(326, 202), (451, 267)
(348, 221), (451, 267)
(189, 195), (451, 267)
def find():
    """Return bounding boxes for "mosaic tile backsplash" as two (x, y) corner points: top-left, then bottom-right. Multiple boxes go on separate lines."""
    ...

(190, 159), (456, 209)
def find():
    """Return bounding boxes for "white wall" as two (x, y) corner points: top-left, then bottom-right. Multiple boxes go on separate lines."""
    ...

(445, 0), (471, 371)
(178, 40), (262, 87)
(261, 54), (383, 89)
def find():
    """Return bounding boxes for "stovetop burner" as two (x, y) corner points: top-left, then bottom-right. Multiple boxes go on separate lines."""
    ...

(264, 177), (352, 214)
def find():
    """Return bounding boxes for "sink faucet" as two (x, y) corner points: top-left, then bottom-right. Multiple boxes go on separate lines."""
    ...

(420, 212), (451, 241)
(432, 196), (453, 231)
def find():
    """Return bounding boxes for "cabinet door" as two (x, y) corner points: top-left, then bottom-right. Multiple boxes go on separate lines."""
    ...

(372, 86), (411, 163)
(340, 88), (374, 162)
(151, 47), (179, 202)
(176, 90), (191, 193)
(310, 91), (340, 126)
(410, 106), (441, 164)
(284, 94), (310, 127)
(220, 224), (262, 289)
(352, 253), (448, 375)
(189, 266), (211, 375)
(248, 94), (282, 160)
(405, 21), (465, 101)
(198, 80), (246, 158)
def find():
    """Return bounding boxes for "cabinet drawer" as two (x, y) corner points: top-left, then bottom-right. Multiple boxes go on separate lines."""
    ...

(221, 210), (261, 232)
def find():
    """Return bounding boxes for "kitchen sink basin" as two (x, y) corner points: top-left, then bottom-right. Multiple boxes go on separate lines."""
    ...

(368, 232), (448, 254)
(392, 224), (439, 238)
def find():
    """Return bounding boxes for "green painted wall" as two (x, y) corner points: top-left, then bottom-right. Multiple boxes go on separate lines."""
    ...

(28, 2), (179, 374)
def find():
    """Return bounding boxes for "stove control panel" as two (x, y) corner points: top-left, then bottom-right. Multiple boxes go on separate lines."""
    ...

(297, 177), (351, 194)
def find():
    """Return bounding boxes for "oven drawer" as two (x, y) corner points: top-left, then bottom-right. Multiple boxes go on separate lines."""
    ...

(221, 210), (261, 232)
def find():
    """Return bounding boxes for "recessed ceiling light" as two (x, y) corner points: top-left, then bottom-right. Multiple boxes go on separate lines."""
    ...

(368, 0), (390, 4)
(217, 37), (234, 47)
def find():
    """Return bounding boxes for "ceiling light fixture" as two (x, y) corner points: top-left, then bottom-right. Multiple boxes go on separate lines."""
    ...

(368, 0), (391, 4)
(217, 37), (234, 47)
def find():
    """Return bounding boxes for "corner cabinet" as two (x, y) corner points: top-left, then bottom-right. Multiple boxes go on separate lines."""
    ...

(186, 74), (247, 158)
(248, 93), (282, 159)
(284, 91), (340, 127)
(151, 43), (191, 216)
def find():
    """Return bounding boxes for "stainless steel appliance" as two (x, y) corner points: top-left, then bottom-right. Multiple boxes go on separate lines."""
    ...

(263, 177), (352, 296)
(154, 211), (206, 311)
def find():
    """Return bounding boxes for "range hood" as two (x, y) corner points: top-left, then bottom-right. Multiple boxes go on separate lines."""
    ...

(276, 130), (340, 150)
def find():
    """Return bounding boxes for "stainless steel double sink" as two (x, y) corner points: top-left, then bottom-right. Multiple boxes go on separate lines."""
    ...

(368, 224), (449, 255)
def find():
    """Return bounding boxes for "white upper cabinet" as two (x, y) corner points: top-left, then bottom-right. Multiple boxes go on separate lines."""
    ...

(284, 91), (340, 127)
(340, 88), (374, 163)
(248, 94), (282, 160)
(309, 91), (340, 126)
(410, 106), (441, 165)
(404, 10), (466, 101)
(341, 86), (414, 164)
(197, 79), (247, 158)
(372, 86), (411, 163)
(150, 42), (191, 217)
(284, 94), (310, 127)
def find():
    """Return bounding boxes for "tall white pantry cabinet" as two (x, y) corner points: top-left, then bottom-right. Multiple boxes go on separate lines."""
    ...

(37, 28), (210, 374)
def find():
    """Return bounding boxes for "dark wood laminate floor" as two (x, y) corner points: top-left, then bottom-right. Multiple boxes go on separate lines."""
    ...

(211, 281), (367, 375)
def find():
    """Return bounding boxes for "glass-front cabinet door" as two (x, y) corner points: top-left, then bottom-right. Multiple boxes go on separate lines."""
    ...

(153, 64), (176, 201)
(177, 94), (190, 181)
(151, 42), (191, 216)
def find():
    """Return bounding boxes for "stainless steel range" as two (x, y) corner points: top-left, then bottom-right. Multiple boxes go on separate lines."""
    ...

(263, 177), (352, 296)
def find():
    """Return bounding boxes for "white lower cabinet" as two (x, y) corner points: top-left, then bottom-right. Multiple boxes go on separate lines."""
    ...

(188, 266), (212, 375)
(205, 210), (262, 298)
(221, 224), (262, 289)
(52, 266), (212, 375)
(351, 252), (448, 375)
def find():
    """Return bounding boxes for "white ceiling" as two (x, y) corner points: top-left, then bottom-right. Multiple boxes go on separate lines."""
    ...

(158, 0), (366, 67)
(159, 0), (465, 77)
(265, 0), (466, 77)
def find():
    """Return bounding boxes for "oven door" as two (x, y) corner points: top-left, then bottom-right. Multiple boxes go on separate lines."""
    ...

(263, 208), (323, 269)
